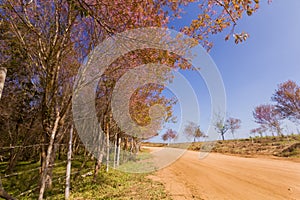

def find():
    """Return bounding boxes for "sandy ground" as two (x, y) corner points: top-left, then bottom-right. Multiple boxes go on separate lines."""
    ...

(147, 148), (300, 200)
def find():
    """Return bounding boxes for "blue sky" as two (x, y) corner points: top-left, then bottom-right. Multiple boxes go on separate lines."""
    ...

(210, 0), (300, 138)
(153, 0), (300, 141)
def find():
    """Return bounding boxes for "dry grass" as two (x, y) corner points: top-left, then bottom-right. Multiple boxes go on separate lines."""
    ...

(188, 134), (300, 158)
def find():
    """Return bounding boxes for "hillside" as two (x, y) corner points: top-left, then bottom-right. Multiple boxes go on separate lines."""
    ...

(188, 134), (300, 158)
(143, 134), (300, 159)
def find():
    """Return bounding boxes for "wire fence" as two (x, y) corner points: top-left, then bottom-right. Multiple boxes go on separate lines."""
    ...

(0, 143), (102, 151)
(15, 167), (94, 198)
(0, 142), (96, 199)
(2, 160), (68, 178)
(0, 138), (134, 198)
(0, 143), (72, 150)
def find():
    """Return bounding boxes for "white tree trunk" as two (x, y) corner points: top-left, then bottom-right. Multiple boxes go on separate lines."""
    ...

(93, 125), (104, 182)
(113, 134), (117, 168)
(117, 137), (121, 166)
(65, 125), (73, 200)
(0, 67), (7, 100)
(106, 122), (109, 172)
(38, 114), (60, 200)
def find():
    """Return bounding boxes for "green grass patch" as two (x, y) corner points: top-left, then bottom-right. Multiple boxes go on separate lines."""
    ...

(69, 168), (170, 200)
(116, 151), (157, 173)
(0, 152), (170, 199)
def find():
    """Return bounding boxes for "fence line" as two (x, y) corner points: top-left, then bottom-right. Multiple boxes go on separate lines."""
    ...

(16, 167), (94, 197)
(1, 157), (85, 178)
(0, 143), (102, 150)
(0, 143), (68, 150)
(2, 161), (66, 178)
(0, 141), (104, 198)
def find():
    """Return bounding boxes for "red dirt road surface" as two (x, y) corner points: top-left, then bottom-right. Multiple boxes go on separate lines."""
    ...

(148, 148), (300, 200)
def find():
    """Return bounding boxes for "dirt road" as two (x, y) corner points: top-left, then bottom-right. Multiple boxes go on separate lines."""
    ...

(148, 148), (300, 200)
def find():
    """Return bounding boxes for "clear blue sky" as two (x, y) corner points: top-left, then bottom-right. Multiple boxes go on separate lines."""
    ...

(152, 0), (300, 142)
(210, 0), (300, 138)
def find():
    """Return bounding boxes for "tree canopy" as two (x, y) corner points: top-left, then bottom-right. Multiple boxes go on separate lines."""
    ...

(0, 0), (268, 198)
(253, 104), (282, 136)
(184, 121), (207, 142)
(214, 116), (241, 140)
(272, 80), (300, 123)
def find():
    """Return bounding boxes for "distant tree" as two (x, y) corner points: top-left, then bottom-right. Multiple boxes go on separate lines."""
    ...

(215, 118), (229, 141)
(272, 80), (300, 123)
(214, 116), (241, 140)
(250, 126), (267, 137)
(227, 117), (241, 139)
(253, 104), (283, 136)
(184, 121), (207, 142)
(162, 129), (177, 145)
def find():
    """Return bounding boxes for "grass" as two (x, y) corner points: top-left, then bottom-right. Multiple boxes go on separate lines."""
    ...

(275, 142), (300, 157)
(187, 134), (300, 158)
(116, 150), (158, 173)
(0, 152), (170, 199)
(69, 168), (170, 200)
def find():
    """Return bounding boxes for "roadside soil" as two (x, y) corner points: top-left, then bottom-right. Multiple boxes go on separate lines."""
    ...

(148, 148), (300, 200)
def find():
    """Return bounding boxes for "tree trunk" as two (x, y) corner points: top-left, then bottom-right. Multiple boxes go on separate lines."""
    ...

(47, 142), (59, 189)
(93, 126), (104, 182)
(58, 145), (62, 160)
(117, 137), (121, 166)
(65, 125), (73, 200)
(113, 134), (117, 168)
(277, 126), (283, 137)
(123, 137), (128, 151)
(93, 152), (103, 182)
(221, 133), (225, 141)
(38, 114), (60, 200)
(6, 148), (21, 173)
(106, 121), (110, 172)
(0, 67), (7, 99)
(40, 133), (47, 173)
(130, 138), (134, 154)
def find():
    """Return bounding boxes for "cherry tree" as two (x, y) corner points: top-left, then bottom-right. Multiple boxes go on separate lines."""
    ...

(250, 126), (267, 138)
(227, 117), (241, 139)
(184, 121), (207, 142)
(162, 129), (177, 145)
(214, 116), (241, 140)
(253, 104), (282, 136)
(272, 80), (300, 123)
